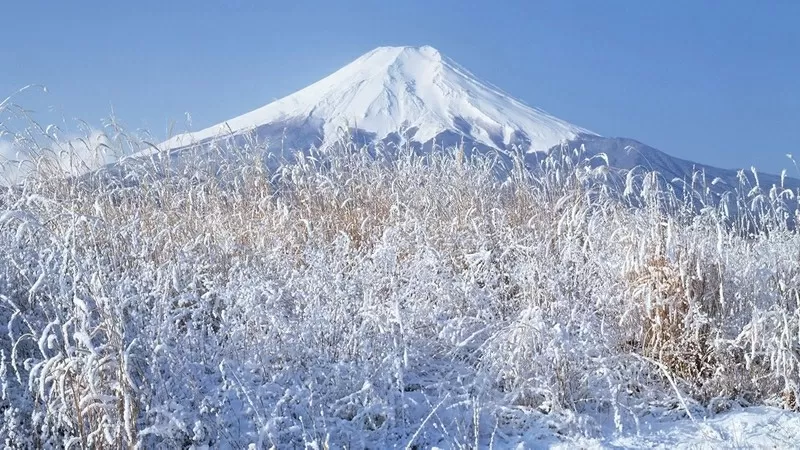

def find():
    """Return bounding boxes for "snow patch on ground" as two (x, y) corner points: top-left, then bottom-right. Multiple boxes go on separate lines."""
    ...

(485, 407), (800, 449)
(598, 407), (800, 449)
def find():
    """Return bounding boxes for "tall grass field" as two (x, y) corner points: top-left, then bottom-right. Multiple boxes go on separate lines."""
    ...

(1, 108), (800, 447)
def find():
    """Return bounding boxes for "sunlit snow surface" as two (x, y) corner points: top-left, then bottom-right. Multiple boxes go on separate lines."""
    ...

(556, 407), (800, 449)
(161, 46), (594, 152)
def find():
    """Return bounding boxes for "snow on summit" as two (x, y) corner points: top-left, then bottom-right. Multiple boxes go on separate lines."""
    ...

(150, 46), (795, 193)
(162, 46), (595, 152)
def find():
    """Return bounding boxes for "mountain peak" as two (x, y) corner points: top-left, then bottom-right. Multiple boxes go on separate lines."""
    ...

(356, 46), (444, 79)
(162, 46), (595, 152)
(366, 45), (442, 60)
(331, 45), (448, 93)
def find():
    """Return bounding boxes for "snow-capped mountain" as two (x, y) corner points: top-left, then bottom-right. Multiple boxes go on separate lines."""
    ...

(161, 45), (593, 154)
(157, 45), (796, 194)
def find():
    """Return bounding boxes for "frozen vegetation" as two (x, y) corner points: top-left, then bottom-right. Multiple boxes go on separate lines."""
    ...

(1, 119), (800, 448)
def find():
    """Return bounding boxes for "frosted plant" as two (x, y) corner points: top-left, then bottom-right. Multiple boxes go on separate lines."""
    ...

(0, 113), (799, 448)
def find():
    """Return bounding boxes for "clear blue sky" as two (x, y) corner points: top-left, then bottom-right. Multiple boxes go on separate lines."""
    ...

(2, 1), (799, 174)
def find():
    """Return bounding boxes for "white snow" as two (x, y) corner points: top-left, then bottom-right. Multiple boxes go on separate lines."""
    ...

(588, 407), (800, 449)
(161, 46), (595, 151)
(635, 406), (800, 449)
(476, 407), (800, 448)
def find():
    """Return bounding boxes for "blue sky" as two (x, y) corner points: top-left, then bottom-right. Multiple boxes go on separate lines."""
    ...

(2, 1), (799, 174)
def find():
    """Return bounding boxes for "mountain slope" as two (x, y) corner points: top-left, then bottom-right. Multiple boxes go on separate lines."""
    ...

(161, 46), (594, 153)
(568, 134), (800, 195)
(154, 45), (797, 195)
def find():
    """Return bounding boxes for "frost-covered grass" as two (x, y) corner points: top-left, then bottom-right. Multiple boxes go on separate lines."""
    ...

(1, 120), (800, 448)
